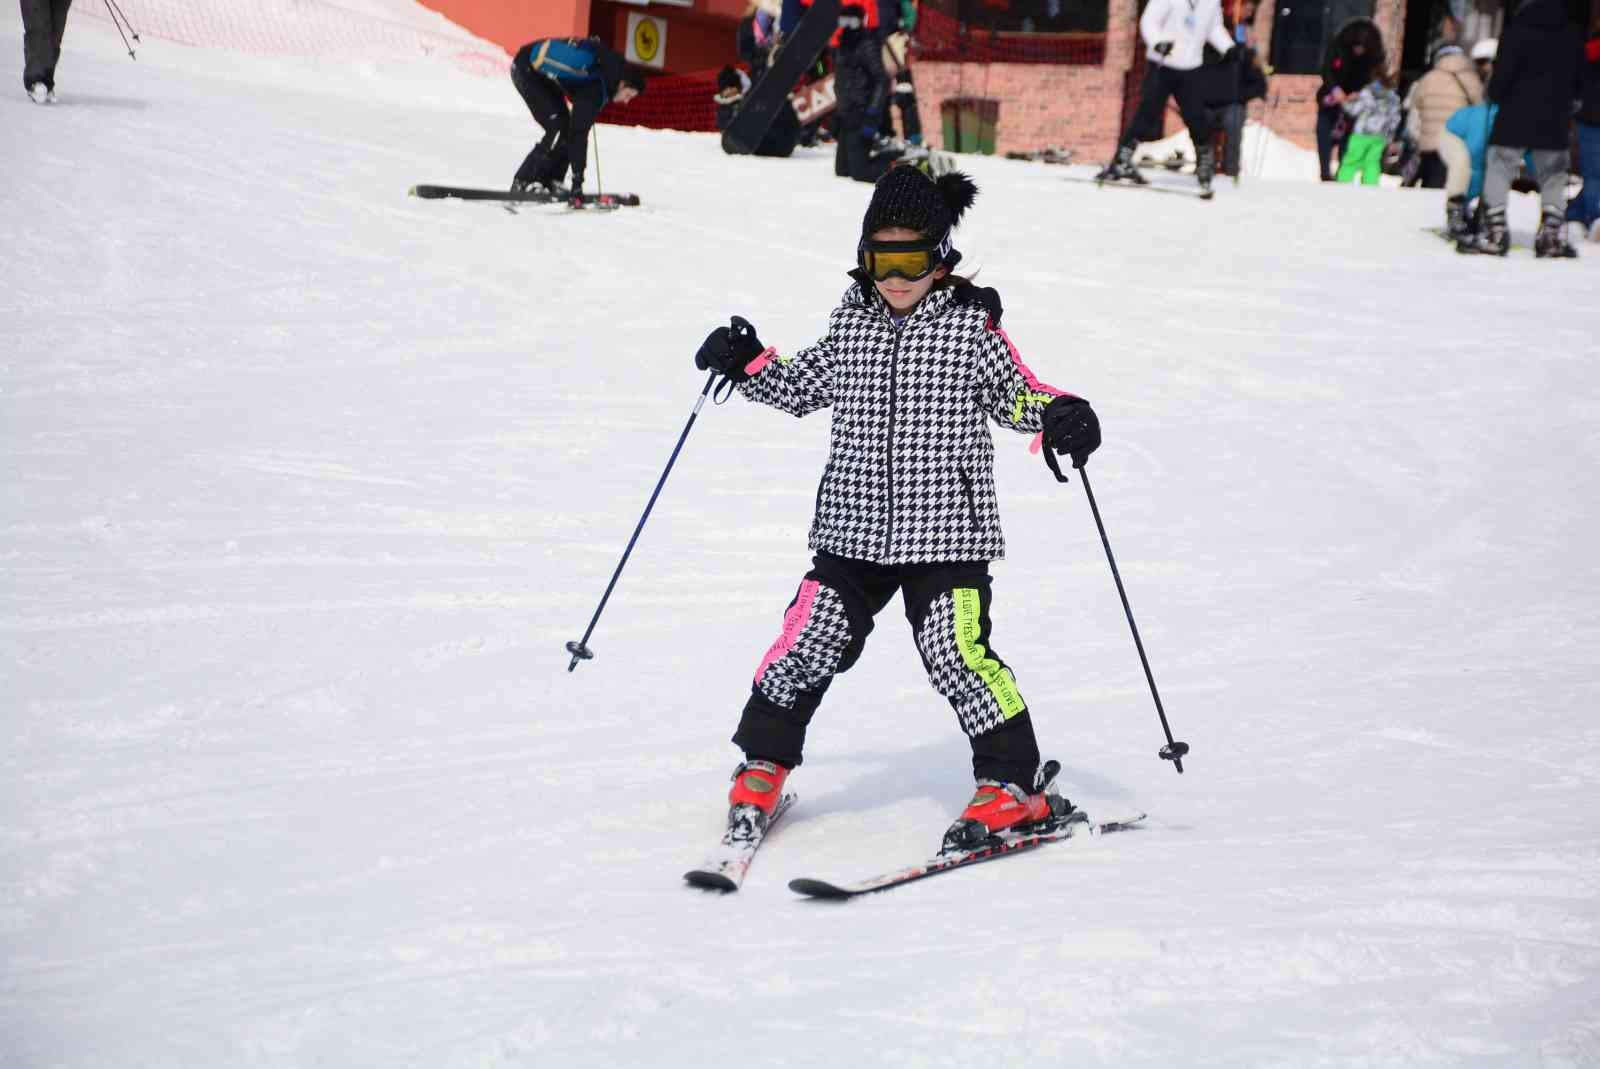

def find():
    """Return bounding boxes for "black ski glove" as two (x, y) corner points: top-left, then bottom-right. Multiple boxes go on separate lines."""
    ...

(1041, 395), (1101, 468)
(695, 315), (765, 382)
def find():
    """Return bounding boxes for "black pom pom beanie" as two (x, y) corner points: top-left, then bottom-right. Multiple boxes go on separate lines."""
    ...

(860, 166), (979, 267)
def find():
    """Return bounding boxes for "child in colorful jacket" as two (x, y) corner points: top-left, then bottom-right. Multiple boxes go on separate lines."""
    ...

(1336, 76), (1403, 185)
(692, 166), (1102, 852)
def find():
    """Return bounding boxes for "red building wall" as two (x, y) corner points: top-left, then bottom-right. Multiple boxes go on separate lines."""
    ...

(420, 0), (590, 53)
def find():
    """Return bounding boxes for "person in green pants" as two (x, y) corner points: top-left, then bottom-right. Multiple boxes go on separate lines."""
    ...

(1337, 74), (1402, 185)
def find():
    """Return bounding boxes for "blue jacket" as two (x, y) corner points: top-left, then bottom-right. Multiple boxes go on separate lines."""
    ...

(1445, 102), (1535, 201)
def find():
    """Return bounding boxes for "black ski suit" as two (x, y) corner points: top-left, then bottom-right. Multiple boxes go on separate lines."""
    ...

(21, 0), (72, 92)
(510, 37), (630, 191)
(832, 25), (895, 182)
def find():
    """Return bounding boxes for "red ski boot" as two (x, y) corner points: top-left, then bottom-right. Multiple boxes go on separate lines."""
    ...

(941, 760), (1072, 854)
(728, 759), (790, 819)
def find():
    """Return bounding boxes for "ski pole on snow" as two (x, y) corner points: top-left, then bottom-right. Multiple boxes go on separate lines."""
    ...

(1042, 447), (1190, 774)
(566, 371), (732, 672)
(103, 0), (141, 59)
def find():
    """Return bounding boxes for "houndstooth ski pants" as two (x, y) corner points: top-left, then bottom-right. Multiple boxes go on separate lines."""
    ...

(732, 552), (1042, 786)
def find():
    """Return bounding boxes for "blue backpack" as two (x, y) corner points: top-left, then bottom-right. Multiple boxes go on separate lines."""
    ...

(531, 38), (600, 89)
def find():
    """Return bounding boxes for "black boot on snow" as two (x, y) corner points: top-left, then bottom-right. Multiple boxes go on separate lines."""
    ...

(1096, 144), (1147, 185)
(1445, 195), (1471, 240)
(1459, 205), (1509, 256)
(1196, 144), (1216, 199)
(1535, 209), (1578, 259)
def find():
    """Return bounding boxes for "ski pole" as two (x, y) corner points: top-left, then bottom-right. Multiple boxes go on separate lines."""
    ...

(103, 0), (140, 59)
(566, 371), (732, 672)
(1041, 447), (1190, 774)
(591, 126), (604, 201)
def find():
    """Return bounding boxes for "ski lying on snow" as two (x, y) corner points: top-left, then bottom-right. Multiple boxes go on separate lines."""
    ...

(684, 794), (797, 892)
(409, 184), (642, 207)
(788, 811), (1146, 899)
(1062, 175), (1211, 200)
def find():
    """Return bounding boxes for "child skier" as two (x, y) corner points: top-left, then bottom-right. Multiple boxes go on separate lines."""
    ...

(1335, 74), (1402, 186)
(691, 165), (1103, 853)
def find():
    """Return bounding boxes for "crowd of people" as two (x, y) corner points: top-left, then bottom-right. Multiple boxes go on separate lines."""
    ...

(1316, 2), (1600, 257)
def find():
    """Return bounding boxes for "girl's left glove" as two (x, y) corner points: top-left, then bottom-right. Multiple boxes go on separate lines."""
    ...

(695, 315), (765, 383)
(1042, 396), (1101, 468)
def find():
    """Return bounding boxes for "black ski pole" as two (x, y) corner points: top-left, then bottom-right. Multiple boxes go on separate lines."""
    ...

(566, 370), (730, 672)
(1042, 447), (1189, 774)
(103, 0), (141, 59)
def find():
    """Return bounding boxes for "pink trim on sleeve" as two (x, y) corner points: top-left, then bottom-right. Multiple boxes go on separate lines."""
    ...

(992, 323), (1073, 400)
(744, 345), (778, 377)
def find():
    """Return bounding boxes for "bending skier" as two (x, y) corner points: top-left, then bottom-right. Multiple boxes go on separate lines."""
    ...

(691, 165), (1104, 854)
(509, 36), (645, 205)
(1097, 0), (1236, 197)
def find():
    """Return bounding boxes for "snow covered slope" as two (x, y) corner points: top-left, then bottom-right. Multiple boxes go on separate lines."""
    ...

(4, 6), (1599, 1067)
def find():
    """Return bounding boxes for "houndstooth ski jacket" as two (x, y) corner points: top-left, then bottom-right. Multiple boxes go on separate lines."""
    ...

(739, 277), (1072, 565)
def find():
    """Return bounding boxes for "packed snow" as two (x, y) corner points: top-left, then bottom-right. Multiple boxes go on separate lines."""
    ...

(4, 3), (1599, 1067)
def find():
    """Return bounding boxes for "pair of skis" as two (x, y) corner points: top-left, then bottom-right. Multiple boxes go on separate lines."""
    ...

(685, 797), (1146, 900)
(409, 184), (641, 210)
(1065, 175), (1214, 201)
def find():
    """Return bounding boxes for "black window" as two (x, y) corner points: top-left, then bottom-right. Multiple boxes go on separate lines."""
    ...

(1270, 0), (1375, 75)
(943, 0), (1110, 35)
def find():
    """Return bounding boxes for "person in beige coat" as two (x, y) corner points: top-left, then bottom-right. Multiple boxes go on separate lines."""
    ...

(1404, 45), (1484, 187)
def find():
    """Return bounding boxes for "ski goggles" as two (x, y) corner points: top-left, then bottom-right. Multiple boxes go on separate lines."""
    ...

(858, 234), (953, 282)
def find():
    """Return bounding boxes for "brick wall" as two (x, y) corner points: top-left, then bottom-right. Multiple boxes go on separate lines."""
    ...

(909, 0), (1409, 163)
(911, 0), (1138, 161)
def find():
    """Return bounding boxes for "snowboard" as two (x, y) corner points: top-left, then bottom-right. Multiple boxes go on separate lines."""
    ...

(409, 184), (641, 208)
(1063, 175), (1211, 200)
(722, 0), (842, 155)
(1422, 225), (1528, 252)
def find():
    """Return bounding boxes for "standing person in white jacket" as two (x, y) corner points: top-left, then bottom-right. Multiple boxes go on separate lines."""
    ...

(1097, 0), (1237, 196)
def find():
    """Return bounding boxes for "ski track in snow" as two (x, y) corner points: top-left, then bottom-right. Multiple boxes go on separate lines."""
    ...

(4, 4), (1600, 1067)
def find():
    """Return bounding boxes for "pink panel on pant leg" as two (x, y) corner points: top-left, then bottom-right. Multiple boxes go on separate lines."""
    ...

(754, 579), (820, 684)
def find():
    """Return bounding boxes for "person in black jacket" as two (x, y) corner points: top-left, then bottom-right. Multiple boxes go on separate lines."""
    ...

(1566, 13), (1600, 240)
(1461, 0), (1584, 257)
(21, 0), (72, 103)
(1315, 18), (1384, 181)
(713, 65), (801, 157)
(1201, 44), (1268, 177)
(832, 4), (899, 182)
(509, 37), (645, 204)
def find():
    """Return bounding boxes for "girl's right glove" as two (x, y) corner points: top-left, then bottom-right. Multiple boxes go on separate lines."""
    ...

(1042, 396), (1101, 468)
(695, 316), (765, 382)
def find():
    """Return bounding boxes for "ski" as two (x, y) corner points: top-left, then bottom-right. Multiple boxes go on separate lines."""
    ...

(788, 811), (1146, 900)
(409, 184), (641, 207)
(1063, 175), (1211, 200)
(1421, 225), (1528, 252)
(684, 793), (797, 892)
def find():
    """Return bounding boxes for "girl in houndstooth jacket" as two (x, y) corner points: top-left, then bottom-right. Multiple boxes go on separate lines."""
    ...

(693, 165), (1103, 850)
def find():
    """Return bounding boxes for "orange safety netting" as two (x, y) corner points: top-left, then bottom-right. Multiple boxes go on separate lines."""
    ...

(601, 70), (723, 134)
(75, 0), (509, 77)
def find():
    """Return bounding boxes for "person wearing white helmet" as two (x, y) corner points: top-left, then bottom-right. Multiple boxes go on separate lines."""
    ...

(1470, 37), (1498, 82)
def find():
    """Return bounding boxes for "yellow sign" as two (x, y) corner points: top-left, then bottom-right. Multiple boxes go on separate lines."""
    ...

(626, 13), (666, 69)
